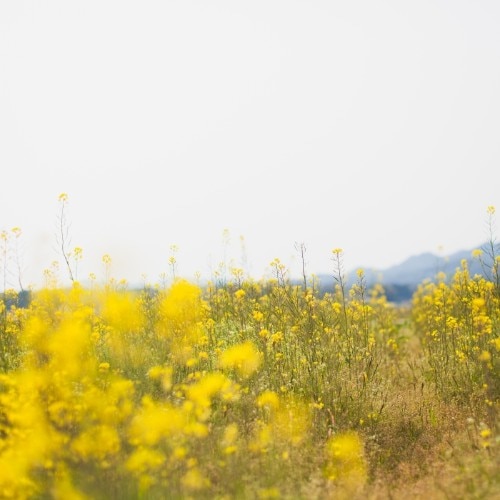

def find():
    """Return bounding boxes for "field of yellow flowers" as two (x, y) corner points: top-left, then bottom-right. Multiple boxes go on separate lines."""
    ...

(0, 208), (498, 499)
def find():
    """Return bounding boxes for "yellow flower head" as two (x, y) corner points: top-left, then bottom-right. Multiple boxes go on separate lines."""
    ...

(160, 280), (203, 325)
(99, 362), (110, 373)
(219, 341), (262, 378)
(324, 431), (367, 485)
(101, 291), (144, 333)
(479, 350), (491, 362)
(252, 310), (264, 322)
(186, 372), (238, 411)
(73, 247), (84, 260)
(181, 467), (210, 491)
(257, 390), (280, 411)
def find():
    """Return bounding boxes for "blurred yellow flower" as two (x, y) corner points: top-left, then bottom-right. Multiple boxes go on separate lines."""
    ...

(257, 390), (280, 411)
(324, 431), (367, 486)
(219, 341), (262, 378)
(479, 350), (491, 362)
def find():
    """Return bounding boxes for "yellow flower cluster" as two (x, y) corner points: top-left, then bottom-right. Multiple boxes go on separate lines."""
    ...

(0, 264), (397, 498)
(413, 259), (499, 402)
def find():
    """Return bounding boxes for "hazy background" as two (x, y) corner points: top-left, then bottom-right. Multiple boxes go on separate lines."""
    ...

(1, 0), (499, 288)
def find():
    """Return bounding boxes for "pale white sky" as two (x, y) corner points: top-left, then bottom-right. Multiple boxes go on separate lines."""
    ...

(1, 0), (499, 289)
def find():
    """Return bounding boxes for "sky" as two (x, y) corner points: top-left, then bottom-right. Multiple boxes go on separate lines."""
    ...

(1, 0), (499, 289)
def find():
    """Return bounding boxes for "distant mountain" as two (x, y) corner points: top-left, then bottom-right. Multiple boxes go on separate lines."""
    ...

(314, 243), (495, 303)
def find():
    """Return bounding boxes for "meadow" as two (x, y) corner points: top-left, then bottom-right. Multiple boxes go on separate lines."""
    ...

(0, 202), (498, 499)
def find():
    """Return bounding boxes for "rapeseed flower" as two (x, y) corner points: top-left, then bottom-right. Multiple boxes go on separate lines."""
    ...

(219, 341), (262, 378)
(181, 467), (210, 491)
(128, 397), (188, 446)
(126, 447), (165, 474)
(257, 390), (280, 411)
(324, 431), (367, 485)
(101, 290), (145, 333)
